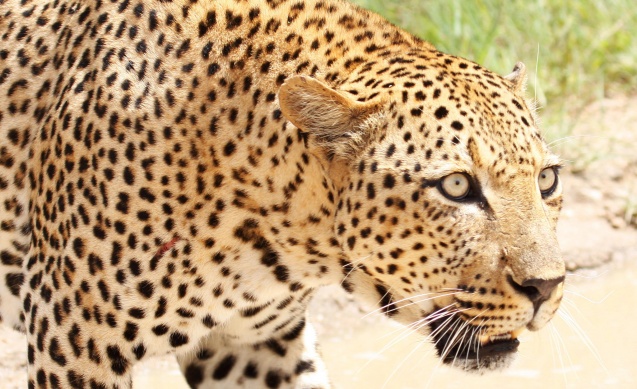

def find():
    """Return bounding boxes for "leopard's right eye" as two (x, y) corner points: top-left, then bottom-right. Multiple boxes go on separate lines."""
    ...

(439, 173), (472, 201)
(538, 167), (559, 197)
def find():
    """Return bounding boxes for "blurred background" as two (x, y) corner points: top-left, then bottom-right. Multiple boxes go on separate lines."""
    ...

(355, 0), (637, 146)
(2, 1), (636, 388)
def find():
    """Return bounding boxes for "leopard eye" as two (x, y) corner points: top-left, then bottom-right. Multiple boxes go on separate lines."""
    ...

(538, 167), (558, 196)
(439, 173), (471, 201)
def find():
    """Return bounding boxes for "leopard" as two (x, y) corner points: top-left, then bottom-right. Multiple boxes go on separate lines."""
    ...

(0, 0), (566, 387)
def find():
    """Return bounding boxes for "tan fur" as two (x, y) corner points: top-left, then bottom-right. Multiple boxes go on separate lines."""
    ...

(0, 0), (564, 386)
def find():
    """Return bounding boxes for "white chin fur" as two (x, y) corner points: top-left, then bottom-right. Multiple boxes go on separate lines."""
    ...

(447, 353), (517, 374)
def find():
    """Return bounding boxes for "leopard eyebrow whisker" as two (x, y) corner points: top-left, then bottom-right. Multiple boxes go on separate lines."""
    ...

(546, 134), (612, 148)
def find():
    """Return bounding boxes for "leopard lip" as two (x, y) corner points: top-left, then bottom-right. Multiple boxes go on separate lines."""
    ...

(475, 337), (520, 361)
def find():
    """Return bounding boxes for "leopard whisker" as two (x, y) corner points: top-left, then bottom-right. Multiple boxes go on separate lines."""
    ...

(547, 134), (613, 148)
(445, 308), (488, 365)
(456, 309), (489, 366)
(474, 314), (492, 367)
(547, 322), (557, 372)
(356, 305), (460, 377)
(471, 317), (488, 369)
(375, 304), (459, 349)
(386, 310), (462, 389)
(438, 316), (465, 362)
(417, 308), (468, 342)
(451, 321), (472, 367)
(394, 307), (459, 353)
(461, 324), (480, 370)
(557, 305), (608, 374)
(424, 311), (471, 389)
(461, 317), (484, 369)
(547, 322), (570, 386)
(340, 254), (371, 268)
(353, 293), (436, 369)
(339, 254), (372, 288)
(380, 324), (433, 389)
(374, 303), (458, 343)
(565, 269), (609, 280)
(432, 320), (466, 377)
(414, 306), (471, 343)
(364, 290), (462, 318)
(563, 289), (614, 305)
(534, 43), (540, 105)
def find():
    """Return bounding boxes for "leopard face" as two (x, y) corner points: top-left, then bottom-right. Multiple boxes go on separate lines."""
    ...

(280, 58), (565, 370)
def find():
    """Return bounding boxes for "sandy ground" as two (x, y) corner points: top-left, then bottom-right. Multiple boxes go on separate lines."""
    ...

(1, 97), (636, 388)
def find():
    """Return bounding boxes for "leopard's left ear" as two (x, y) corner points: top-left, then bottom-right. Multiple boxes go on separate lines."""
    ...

(504, 62), (527, 93)
(278, 76), (384, 158)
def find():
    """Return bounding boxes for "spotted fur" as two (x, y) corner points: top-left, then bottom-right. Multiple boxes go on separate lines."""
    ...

(0, 0), (565, 388)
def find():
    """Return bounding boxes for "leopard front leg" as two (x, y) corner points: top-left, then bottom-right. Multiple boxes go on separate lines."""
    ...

(177, 314), (330, 389)
(24, 294), (135, 389)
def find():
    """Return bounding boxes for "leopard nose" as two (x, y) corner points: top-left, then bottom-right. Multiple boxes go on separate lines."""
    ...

(507, 275), (564, 309)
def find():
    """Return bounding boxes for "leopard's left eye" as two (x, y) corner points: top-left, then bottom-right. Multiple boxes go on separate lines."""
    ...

(538, 167), (558, 197)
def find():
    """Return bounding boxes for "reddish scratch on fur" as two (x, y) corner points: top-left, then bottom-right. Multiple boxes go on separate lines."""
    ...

(154, 236), (180, 259)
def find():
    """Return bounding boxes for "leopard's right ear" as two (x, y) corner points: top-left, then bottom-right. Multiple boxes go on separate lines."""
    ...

(278, 76), (384, 159)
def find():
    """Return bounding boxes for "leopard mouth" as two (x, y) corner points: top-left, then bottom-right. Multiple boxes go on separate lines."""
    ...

(474, 331), (521, 358)
(429, 314), (524, 371)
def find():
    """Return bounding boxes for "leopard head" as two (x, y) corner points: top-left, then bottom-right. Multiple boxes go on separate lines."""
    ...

(279, 57), (565, 371)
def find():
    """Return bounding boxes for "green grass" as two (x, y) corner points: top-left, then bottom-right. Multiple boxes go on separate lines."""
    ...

(352, 0), (637, 142)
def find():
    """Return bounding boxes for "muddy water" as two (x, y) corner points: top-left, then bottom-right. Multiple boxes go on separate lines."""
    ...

(132, 261), (637, 389)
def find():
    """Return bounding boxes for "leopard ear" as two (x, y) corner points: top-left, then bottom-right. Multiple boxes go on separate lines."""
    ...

(278, 76), (383, 158)
(504, 62), (527, 93)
